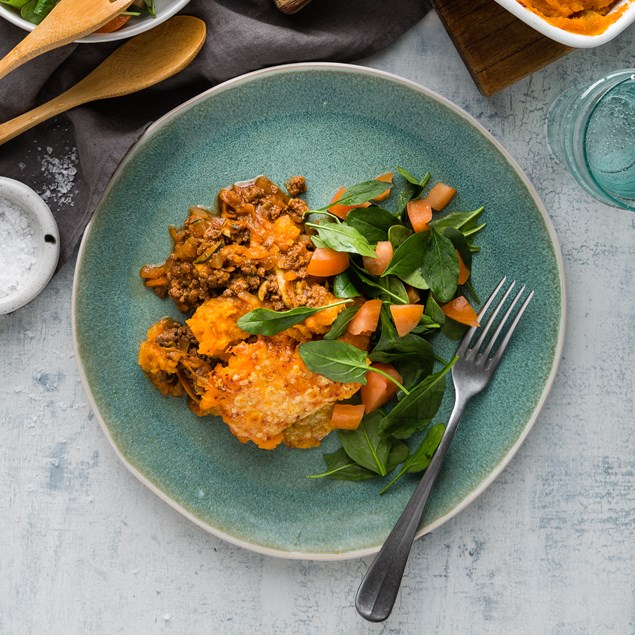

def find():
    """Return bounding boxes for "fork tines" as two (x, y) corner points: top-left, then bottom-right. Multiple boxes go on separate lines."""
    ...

(457, 276), (534, 372)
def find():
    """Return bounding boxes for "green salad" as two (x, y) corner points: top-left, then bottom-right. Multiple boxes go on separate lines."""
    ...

(1, 0), (156, 29)
(239, 167), (486, 493)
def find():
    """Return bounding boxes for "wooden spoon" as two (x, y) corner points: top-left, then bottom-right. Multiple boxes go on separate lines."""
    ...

(273, 0), (313, 14)
(0, 16), (206, 146)
(0, 0), (137, 80)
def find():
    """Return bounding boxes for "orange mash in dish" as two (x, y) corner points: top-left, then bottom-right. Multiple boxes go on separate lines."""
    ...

(518, 0), (629, 34)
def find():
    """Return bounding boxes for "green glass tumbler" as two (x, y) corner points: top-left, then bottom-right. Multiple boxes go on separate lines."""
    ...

(547, 69), (635, 211)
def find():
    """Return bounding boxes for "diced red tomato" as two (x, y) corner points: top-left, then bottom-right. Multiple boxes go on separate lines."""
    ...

(389, 304), (424, 337)
(372, 172), (393, 202)
(406, 286), (420, 303)
(338, 331), (371, 351)
(347, 299), (382, 335)
(361, 363), (403, 414)
(306, 247), (349, 277)
(330, 404), (365, 430)
(363, 241), (393, 275)
(441, 295), (480, 327)
(329, 186), (371, 219)
(457, 250), (470, 285)
(407, 199), (433, 232)
(421, 182), (456, 211)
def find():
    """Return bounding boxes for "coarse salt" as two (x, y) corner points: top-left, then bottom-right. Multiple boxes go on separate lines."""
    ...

(0, 197), (37, 299)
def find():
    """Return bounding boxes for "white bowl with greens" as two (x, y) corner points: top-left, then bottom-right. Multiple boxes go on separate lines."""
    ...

(0, 0), (191, 43)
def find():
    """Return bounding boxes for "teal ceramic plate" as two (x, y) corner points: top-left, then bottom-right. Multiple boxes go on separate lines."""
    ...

(73, 64), (565, 559)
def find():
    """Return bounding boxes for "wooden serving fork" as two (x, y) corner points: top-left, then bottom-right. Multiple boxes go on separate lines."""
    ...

(0, 0), (135, 80)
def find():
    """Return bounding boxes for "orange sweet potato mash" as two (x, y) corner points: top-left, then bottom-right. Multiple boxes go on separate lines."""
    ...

(138, 176), (365, 450)
(518, 0), (629, 34)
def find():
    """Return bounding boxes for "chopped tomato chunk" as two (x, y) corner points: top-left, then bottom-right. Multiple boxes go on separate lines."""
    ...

(347, 299), (382, 335)
(389, 304), (424, 337)
(421, 182), (456, 211)
(329, 186), (371, 219)
(338, 331), (371, 351)
(363, 241), (393, 275)
(407, 199), (433, 232)
(457, 250), (470, 285)
(330, 404), (365, 430)
(406, 286), (420, 303)
(306, 247), (349, 277)
(361, 363), (403, 414)
(373, 172), (393, 202)
(441, 295), (480, 327)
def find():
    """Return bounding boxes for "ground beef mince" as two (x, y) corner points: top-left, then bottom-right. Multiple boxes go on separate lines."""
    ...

(140, 176), (319, 313)
(285, 175), (307, 197)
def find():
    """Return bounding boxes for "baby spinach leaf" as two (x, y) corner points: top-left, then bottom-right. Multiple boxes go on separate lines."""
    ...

(396, 166), (423, 186)
(388, 224), (413, 248)
(308, 448), (376, 481)
(386, 439), (410, 473)
(345, 206), (402, 243)
(304, 209), (342, 223)
(333, 272), (362, 299)
(463, 223), (487, 239)
(322, 179), (393, 209)
(403, 423), (446, 473)
(381, 232), (429, 290)
(442, 316), (468, 340)
(371, 341), (432, 365)
(338, 411), (393, 475)
(379, 357), (457, 439)
(349, 267), (409, 305)
(306, 221), (377, 257)
(299, 340), (370, 384)
(461, 279), (480, 305)
(420, 228), (459, 302)
(410, 314), (442, 335)
(237, 300), (350, 336)
(393, 359), (432, 395)
(429, 206), (485, 233)
(442, 226), (472, 270)
(300, 340), (408, 392)
(324, 306), (359, 340)
(396, 168), (430, 214)
(380, 424), (446, 493)
(371, 307), (435, 367)
(379, 276), (410, 304)
(424, 294), (446, 326)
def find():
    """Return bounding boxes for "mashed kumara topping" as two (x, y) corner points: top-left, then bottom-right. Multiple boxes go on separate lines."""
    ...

(518, 0), (629, 35)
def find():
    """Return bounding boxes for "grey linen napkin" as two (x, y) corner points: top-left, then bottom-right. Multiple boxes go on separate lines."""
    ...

(0, 0), (430, 262)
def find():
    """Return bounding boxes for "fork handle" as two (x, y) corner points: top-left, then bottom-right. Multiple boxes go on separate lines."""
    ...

(356, 395), (469, 622)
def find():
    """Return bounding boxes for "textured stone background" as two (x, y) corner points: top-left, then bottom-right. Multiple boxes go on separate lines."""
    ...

(1, 12), (634, 635)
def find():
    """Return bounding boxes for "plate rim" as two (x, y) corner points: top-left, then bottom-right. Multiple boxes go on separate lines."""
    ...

(72, 62), (566, 561)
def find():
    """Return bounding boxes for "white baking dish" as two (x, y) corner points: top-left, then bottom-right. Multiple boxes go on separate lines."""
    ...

(494, 0), (635, 47)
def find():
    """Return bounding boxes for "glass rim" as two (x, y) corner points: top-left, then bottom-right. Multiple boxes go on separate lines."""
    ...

(580, 71), (635, 210)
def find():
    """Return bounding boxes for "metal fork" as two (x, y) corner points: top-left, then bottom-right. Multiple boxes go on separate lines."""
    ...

(356, 276), (534, 623)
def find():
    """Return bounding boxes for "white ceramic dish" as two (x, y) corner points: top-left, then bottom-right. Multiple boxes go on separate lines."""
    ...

(0, 0), (191, 44)
(0, 177), (59, 315)
(494, 0), (635, 47)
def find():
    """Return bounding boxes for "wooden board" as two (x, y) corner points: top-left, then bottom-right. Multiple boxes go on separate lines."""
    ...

(431, 0), (573, 95)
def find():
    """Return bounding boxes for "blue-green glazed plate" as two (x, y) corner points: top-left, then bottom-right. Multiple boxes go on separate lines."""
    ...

(73, 64), (565, 559)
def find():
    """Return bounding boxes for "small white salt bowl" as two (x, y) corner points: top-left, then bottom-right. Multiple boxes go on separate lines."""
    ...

(0, 177), (60, 315)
